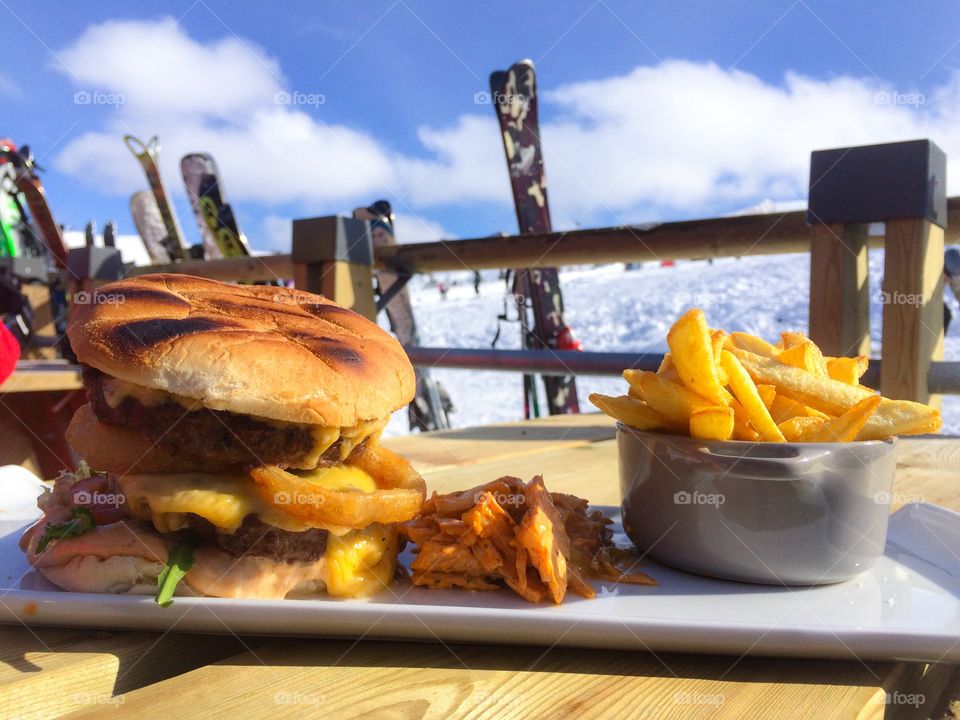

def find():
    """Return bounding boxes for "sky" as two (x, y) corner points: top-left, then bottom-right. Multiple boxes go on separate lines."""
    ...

(2, 1), (960, 254)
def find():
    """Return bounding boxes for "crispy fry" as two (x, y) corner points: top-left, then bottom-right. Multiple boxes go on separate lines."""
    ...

(720, 350), (785, 442)
(728, 331), (779, 358)
(780, 331), (810, 349)
(756, 384), (776, 408)
(769, 394), (815, 423)
(667, 309), (728, 405)
(779, 416), (826, 442)
(801, 395), (881, 442)
(657, 353), (674, 373)
(589, 393), (667, 431)
(732, 418), (760, 441)
(690, 406), (735, 441)
(779, 340), (827, 376)
(728, 347), (941, 439)
(826, 356), (867, 385)
(622, 370), (713, 429)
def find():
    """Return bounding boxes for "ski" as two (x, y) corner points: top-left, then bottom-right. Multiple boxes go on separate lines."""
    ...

(0, 142), (70, 270)
(353, 200), (451, 431)
(129, 190), (172, 264)
(489, 59), (580, 416)
(124, 135), (188, 261)
(181, 153), (251, 258)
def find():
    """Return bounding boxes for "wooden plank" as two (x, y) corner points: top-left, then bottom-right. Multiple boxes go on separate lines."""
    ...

(881, 218), (945, 405)
(809, 222), (870, 357)
(76, 638), (898, 720)
(0, 626), (250, 719)
(126, 254), (294, 283)
(293, 260), (376, 321)
(2, 362), (82, 393)
(381, 412), (616, 473)
(21, 284), (56, 361)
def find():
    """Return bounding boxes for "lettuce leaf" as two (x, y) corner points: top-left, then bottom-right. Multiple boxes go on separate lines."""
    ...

(155, 539), (196, 607)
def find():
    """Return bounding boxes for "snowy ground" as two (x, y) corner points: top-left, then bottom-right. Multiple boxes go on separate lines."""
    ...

(381, 251), (960, 437)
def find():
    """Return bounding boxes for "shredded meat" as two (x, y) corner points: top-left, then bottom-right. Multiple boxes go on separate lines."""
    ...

(82, 365), (357, 468)
(399, 475), (656, 604)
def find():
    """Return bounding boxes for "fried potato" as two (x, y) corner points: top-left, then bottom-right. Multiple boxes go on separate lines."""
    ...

(589, 393), (668, 431)
(733, 418), (761, 442)
(802, 395), (881, 442)
(667, 309), (728, 406)
(779, 340), (828, 376)
(769, 394), (816, 423)
(690, 406), (735, 441)
(728, 331), (779, 358)
(720, 350), (785, 442)
(826, 356), (867, 385)
(622, 370), (713, 428)
(657, 353), (674, 373)
(728, 347), (941, 439)
(780, 331), (810, 349)
(756, 384), (776, 408)
(779, 416), (826, 442)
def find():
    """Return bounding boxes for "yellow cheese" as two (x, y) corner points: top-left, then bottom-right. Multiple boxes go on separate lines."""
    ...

(324, 524), (397, 597)
(117, 472), (351, 535)
(295, 464), (377, 493)
(101, 377), (200, 410)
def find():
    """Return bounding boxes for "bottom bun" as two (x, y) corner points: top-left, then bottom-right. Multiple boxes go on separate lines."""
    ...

(66, 404), (233, 475)
(22, 515), (397, 600)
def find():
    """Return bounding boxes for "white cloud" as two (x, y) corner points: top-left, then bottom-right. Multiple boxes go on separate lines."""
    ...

(51, 19), (960, 234)
(57, 17), (282, 121)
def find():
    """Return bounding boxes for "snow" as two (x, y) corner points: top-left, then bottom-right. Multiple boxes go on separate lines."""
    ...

(381, 251), (960, 437)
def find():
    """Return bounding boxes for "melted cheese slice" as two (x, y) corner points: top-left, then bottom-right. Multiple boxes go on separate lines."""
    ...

(325, 524), (398, 597)
(117, 470), (372, 536)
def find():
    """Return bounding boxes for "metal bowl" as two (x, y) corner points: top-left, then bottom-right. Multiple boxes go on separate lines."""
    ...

(617, 425), (898, 585)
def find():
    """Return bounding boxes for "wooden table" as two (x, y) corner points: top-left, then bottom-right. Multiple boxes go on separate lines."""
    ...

(2, 414), (958, 719)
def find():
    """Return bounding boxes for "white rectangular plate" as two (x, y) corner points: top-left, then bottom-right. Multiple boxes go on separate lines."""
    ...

(1, 468), (958, 662)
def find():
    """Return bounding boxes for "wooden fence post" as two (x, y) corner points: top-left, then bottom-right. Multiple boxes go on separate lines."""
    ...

(807, 140), (947, 403)
(291, 216), (377, 320)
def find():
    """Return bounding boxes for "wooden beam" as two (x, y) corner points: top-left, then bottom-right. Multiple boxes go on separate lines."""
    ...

(808, 222), (870, 356)
(126, 254), (294, 283)
(293, 261), (376, 321)
(881, 218), (945, 404)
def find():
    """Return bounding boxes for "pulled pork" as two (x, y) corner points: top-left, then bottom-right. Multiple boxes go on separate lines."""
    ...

(400, 475), (655, 604)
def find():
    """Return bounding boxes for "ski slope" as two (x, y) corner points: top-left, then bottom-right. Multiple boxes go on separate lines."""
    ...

(382, 251), (960, 437)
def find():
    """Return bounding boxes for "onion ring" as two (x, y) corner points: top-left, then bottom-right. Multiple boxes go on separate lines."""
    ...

(250, 443), (425, 528)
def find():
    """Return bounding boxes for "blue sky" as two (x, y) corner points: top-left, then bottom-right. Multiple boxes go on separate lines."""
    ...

(2, 1), (960, 252)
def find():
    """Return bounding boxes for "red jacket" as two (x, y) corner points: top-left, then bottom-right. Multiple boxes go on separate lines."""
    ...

(0, 323), (19, 384)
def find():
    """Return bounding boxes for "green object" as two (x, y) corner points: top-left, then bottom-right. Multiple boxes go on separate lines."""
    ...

(155, 539), (196, 607)
(35, 507), (95, 554)
(0, 187), (21, 257)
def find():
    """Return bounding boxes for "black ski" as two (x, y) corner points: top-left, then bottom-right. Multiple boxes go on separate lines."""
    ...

(490, 59), (580, 416)
(181, 153), (250, 258)
(354, 200), (451, 431)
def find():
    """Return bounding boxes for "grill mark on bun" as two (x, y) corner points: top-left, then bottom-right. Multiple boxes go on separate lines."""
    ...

(108, 317), (240, 352)
(105, 287), (192, 310)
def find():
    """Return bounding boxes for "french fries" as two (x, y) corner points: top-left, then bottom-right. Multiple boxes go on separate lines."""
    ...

(590, 309), (942, 443)
(667, 309), (728, 406)
(720, 350), (785, 442)
(690, 406), (734, 441)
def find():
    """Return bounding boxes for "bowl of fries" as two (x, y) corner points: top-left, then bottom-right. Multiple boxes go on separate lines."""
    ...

(590, 309), (942, 586)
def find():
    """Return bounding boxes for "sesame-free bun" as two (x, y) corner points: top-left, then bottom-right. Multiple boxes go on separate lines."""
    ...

(67, 274), (415, 426)
(66, 404), (232, 474)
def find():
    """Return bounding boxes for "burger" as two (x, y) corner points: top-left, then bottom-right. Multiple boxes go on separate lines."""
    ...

(20, 274), (426, 602)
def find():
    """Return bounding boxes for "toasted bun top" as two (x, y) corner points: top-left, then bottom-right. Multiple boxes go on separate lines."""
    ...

(67, 274), (414, 426)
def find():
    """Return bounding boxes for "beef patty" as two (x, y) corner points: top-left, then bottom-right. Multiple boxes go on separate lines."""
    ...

(186, 514), (329, 563)
(82, 365), (351, 468)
